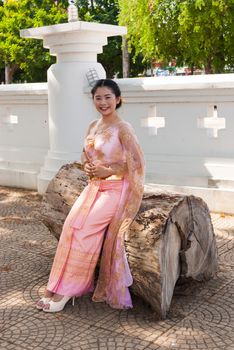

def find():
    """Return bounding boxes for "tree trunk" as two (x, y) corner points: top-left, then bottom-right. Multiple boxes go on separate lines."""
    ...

(90, 0), (94, 12)
(122, 36), (130, 78)
(5, 63), (18, 84)
(40, 163), (217, 318)
(190, 64), (194, 75)
(205, 57), (213, 74)
(150, 60), (154, 76)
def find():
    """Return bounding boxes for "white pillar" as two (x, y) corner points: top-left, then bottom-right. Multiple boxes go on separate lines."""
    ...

(20, 21), (127, 193)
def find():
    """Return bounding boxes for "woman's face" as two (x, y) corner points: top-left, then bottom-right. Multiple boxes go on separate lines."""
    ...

(93, 87), (120, 117)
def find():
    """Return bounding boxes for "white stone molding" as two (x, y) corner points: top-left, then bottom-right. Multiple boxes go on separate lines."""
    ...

(197, 105), (226, 138)
(141, 104), (165, 135)
(20, 22), (127, 63)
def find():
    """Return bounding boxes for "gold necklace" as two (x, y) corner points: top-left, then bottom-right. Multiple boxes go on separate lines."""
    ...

(94, 119), (121, 135)
(94, 124), (111, 136)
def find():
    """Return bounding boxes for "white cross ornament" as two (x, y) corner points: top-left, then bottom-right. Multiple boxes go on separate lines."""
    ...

(0, 108), (18, 131)
(197, 105), (225, 138)
(141, 104), (165, 135)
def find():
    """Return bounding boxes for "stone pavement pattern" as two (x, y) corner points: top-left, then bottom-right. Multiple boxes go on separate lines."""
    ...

(0, 186), (233, 350)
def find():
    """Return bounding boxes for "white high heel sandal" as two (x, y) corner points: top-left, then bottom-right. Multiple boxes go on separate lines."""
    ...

(36, 297), (51, 310)
(43, 295), (75, 313)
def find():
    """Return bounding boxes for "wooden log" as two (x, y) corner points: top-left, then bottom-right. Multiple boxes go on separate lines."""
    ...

(40, 163), (217, 318)
(41, 163), (87, 240)
(127, 190), (217, 318)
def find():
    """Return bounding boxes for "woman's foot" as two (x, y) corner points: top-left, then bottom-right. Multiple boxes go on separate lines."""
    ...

(36, 297), (52, 310)
(50, 293), (66, 302)
(36, 290), (54, 310)
(44, 290), (54, 298)
(43, 295), (75, 313)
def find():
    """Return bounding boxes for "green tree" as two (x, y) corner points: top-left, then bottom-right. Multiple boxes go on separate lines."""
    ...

(0, 0), (67, 83)
(118, 0), (234, 74)
(178, 0), (234, 73)
(118, 0), (181, 72)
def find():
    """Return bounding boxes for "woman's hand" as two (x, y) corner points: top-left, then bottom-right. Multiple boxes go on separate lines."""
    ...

(93, 164), (113, 178)
(83, 162), (94, 177)
(84, 162), (112, 179)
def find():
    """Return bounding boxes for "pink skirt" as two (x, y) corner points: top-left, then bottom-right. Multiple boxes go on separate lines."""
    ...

(47, 180), (123, 297)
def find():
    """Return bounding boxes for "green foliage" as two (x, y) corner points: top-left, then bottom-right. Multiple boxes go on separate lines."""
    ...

(76, 0), (124, 77)
(118, 0), (234, 74)
(77, 0), (119, 24)
(0, 0), (148, 82)
(178, 0), (234, 73)
(118, 0), (154, 62)
(0, 0), (67, 83)
(77, 0), (147, 77)
(118, 0), (181, 69)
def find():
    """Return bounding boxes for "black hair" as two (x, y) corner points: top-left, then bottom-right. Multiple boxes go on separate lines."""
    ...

(91, 79), (122, 109)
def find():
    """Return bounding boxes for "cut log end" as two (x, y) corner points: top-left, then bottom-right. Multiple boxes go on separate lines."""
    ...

(126, 192), (217, 318)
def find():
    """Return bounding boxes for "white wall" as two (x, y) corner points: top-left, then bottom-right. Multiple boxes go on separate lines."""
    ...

(0, 74), (234, 213)
(117, 74), (234, 213)
(0, 83), (49, 189)
(117, 75), (234, 188)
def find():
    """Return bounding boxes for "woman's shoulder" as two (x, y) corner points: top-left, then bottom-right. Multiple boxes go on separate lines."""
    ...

(89, 119), (99, 128)
(87, 119), (99, 134)
(117, 120), (135, 135)
(117, 120), (133, 130)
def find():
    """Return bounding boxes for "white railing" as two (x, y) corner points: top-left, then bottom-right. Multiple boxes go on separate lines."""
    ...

(0, 74), (234, 212)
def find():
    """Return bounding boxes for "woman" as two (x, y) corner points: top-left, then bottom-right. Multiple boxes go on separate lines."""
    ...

(36, 79), (145, 312)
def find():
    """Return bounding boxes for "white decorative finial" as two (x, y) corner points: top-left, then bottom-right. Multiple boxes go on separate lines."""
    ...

(68, 0), (78, 22)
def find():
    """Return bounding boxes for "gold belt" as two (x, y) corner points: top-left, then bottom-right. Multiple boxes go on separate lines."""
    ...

(90, 174), (123, 181)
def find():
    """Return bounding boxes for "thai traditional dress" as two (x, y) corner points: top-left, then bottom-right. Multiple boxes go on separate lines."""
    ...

(47, 120), (145, 309)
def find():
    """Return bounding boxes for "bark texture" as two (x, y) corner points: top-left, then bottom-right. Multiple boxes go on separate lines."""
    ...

(41, 162), (217, 318)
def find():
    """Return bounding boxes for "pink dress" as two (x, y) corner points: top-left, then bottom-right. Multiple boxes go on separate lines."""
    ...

(47, 120), (145, 309)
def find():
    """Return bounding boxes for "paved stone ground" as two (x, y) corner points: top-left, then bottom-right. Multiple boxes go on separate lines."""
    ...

(0, 186), (234, 350)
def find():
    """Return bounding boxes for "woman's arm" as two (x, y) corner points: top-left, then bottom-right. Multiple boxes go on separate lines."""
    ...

(118, 122), (144, 172)
(81, 120), (98, 176)
(81, 119), (97, 165)
(107, 162), (127, 176)
(81, 148), (89, 165)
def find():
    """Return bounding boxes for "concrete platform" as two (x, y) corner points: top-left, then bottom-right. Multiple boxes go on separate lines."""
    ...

(0, 186), (233, 350)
